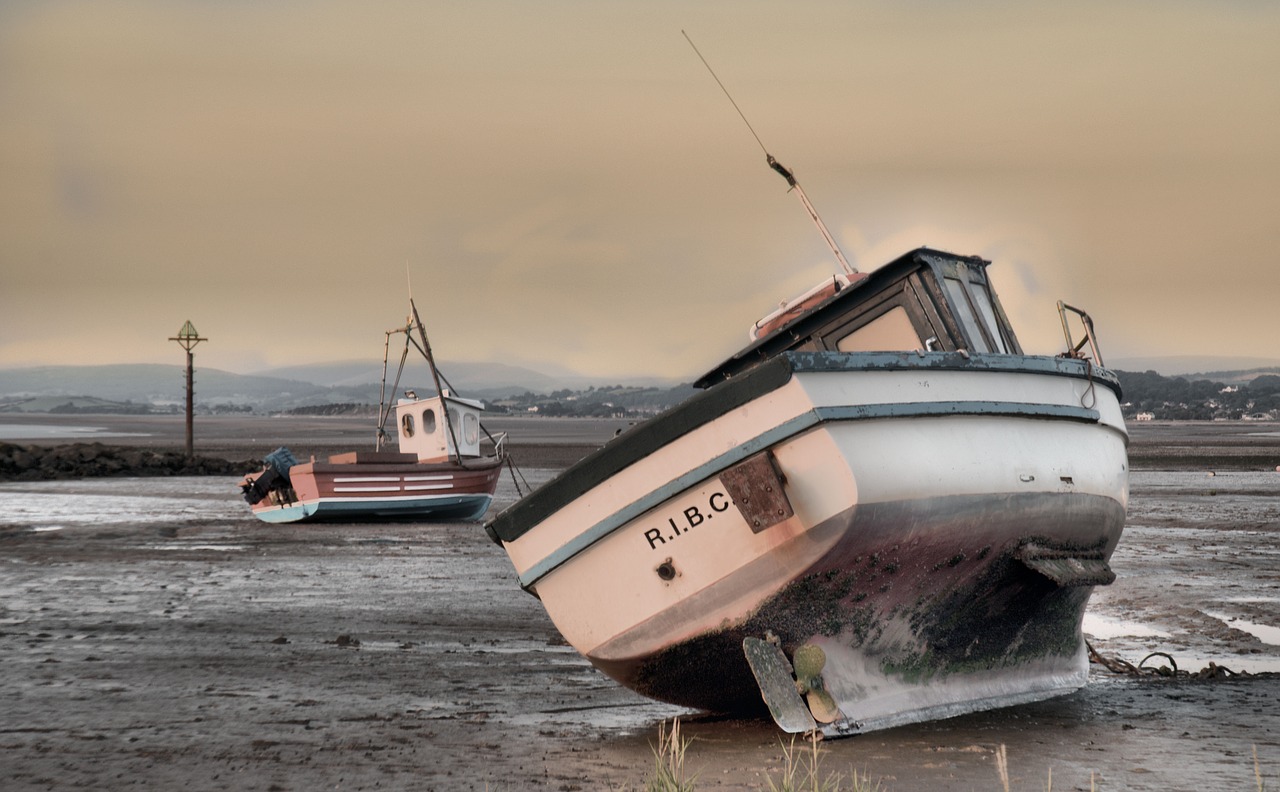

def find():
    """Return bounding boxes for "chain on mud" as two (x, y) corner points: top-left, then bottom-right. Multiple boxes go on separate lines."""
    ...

(1087, 639), (1254, 680)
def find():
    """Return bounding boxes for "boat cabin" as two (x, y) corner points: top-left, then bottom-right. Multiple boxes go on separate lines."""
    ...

(696, 247), (1023, 388)
(395, 392), (487, 462)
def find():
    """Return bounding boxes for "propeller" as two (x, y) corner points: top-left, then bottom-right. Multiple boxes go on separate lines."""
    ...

(792, 643), (841, 723)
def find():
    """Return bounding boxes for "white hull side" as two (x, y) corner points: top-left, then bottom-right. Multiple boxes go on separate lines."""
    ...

(503, 360), (1128, 725)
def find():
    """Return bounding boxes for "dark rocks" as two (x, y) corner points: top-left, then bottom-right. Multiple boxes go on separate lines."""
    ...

(0, 441), (256, 481)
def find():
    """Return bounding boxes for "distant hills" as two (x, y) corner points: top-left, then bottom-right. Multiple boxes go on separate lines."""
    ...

(250, 360), (570, 393)
(0, 361), (687, 413)
(1109, 355), (1280, 382)
(5, 356), (1280, 416)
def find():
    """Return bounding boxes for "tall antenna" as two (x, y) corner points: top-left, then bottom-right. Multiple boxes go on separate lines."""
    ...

(682, 30), (856, 276)
(408, 291), (462, 465)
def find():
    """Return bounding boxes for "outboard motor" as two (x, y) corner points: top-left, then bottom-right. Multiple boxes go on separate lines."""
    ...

(240, 447), (299, 504)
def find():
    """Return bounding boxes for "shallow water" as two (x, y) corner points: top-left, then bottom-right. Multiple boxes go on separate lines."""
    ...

(0, 423), (150, 440)
(4, 469), (1277, 675)
(1087, 469), (1280, 674)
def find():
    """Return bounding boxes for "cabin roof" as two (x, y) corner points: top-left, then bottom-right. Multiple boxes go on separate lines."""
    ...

(695, 246), (999, 388)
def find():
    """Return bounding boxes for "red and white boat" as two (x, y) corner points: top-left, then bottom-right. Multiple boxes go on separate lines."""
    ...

(240, 301), (508, 524)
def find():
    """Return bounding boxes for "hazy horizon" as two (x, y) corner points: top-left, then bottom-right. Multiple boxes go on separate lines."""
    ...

(3, 2), (1278, 379)
(5, 353), (1280, 388)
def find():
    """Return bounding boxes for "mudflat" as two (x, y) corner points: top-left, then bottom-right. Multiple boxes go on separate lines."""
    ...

(1, 416), (1278, 790)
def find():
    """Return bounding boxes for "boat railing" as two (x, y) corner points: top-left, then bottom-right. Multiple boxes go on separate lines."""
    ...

(490, 431), (509, 459)
(1056, 300), (1104, 367)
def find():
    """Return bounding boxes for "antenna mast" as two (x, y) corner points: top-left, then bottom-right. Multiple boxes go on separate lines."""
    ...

(682, 30), (856, 276)
(409, 295), (462, 465)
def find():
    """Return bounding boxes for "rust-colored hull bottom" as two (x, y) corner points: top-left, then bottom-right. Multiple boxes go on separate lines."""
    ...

(587, 491), (1124, 728)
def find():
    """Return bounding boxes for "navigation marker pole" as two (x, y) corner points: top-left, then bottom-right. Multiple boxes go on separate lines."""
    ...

(169, 320), (207, 459)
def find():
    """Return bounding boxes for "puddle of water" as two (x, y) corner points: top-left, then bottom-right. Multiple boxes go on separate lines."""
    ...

(144, 543), (247, 552)
(1129, 469), (1280, 493)
(1205, 611), (1280, 645)
(1147, 651), (1280, 675)
(0, 479), (243, 530)
(1082, 612), (1170, 640)
(0, 423), (149, 440)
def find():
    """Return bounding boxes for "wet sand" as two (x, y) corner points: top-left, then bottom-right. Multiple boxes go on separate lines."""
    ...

(2, 417), (1279, 790)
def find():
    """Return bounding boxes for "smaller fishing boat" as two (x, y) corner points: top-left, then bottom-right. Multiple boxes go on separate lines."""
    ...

(240, 299), (508, 523)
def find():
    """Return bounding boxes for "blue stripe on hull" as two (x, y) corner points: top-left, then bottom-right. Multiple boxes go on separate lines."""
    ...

(251, 494), (493, 524)
(486, 351), (1122, 546)
(516, 400), (1102, 587)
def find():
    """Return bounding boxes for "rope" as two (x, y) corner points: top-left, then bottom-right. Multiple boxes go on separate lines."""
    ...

(505, 455), (531, 498)
(1081, 358), (1098, 410)
(682, 30), (769, 157)
(1087, 639), (1251, 679)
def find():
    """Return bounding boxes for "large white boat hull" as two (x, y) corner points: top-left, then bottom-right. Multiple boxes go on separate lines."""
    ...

(487, 351), (1128, 734)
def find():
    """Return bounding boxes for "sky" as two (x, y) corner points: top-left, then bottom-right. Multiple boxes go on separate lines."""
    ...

(2, 1), (1278, 381)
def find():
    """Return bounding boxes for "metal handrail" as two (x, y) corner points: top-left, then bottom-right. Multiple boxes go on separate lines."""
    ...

(1057, 300), (1104, 367)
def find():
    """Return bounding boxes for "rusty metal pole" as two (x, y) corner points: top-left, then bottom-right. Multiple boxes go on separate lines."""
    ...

(183, 348), (194, 456)
(169, 321), (207, 459)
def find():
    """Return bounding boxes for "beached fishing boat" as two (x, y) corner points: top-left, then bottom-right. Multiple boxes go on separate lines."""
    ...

(485, 38), (1127, 735)
(485, 244), (1127, 736)
(482, 28), (1131, 722)
(240, 301), (507, 524)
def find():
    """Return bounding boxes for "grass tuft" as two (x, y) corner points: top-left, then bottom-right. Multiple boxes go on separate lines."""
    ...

(764, 731), (882, 792)
(642, 717), (697, 792)
(634, 720), (1269, 791)
(1256, 744), (1265, 792)
(995, 743), (1010, 792)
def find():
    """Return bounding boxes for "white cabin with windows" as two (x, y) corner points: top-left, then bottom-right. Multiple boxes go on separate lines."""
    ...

(697, 248), (1022, 388)
(396, 391), (486, 463)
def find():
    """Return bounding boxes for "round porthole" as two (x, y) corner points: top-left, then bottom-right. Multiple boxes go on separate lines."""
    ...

(656, 559), (676, 581)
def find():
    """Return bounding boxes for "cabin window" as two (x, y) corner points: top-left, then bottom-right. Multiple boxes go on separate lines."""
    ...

(423, 409), (437, 434)
(464, 413), (479, 445)
(401, 413), (415, 437)
(834, 305), (921, 352)
(942, 277), (1008, 355)
(968, 285), (1008, 353)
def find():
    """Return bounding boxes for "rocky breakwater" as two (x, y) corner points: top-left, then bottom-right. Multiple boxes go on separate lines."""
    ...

(0, 441), (256, 481)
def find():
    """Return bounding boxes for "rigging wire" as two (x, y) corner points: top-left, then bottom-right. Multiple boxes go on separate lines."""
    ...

(681, 30), (856, 276)
(682, 30), (769, 158)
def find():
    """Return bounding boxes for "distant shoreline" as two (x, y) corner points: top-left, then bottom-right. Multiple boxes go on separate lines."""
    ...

(1, 414), (1278, 478)
(0, 413), (626, 477)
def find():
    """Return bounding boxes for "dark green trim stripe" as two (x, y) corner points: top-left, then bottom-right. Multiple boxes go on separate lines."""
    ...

(485, 354), (797, 544)
(485, 351), (1118, 547)
(514, 399), (1102, 588)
